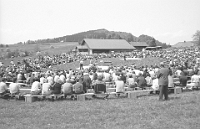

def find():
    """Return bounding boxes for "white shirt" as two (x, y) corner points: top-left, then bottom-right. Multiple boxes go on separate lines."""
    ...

(42, 83), (51, 95)
(115, 80), (125, 93)
(54, 75), (60, 83)
(40, 77), (45, 84)
(168, 75), (174, 87)
(9, 83), (20, 94)
(151, 79), (159, 91)
(191, 75), (200, 83)
(31, 81), (41, 92)
(47, 76), (54, 85)
(0, 82), (7, 93)
(60, 75), (66, 83)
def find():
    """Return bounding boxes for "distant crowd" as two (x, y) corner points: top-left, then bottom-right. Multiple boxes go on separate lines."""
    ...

(0, 46), (200, 100)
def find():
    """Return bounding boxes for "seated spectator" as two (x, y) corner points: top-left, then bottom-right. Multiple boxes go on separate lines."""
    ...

(9, 78), (20, 95)
(145, 73), (153, 87)
(47, 74), (54, 85)
(73, 78), (84, 94)
(120, 72), (126, 84)
(41, 79), (52, 95)
(30, 78), (41, 95)
(83, 72), (92, 92)
(186, 71), (200, 90)
(59, 74), (66, 84)
(61, 80), (73, 95)
(179, 71), (188, 87)
(54, 73), (60, 83)
(69, 76), (76, 85)
(115, 76), (125, 93)
(51, 79), (62, 94)
(17, 72), (26, 83)
(136, 73), (147, 89)
(168, 69), (174, 88)
(93, 75), (106, 94)
(127, 74), (137, 88)
(40, 74), (45, 85)
(103, 70), (111, 82)
(151, 78), (159, 91)
(0, 78), (9, 96)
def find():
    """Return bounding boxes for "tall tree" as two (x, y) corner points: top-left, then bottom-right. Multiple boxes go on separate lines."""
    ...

(192, 30), (200, 46)
(148, 38), (156, 47)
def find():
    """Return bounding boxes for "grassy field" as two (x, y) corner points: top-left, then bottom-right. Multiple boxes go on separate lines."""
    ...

(0, 42), (78, 66)
(4, 42), (78, 52)
(48, 57), (164, 71)
(0, 91), (200, 129)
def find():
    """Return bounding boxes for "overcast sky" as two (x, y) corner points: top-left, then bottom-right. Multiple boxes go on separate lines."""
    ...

(0, 0), (200, 45)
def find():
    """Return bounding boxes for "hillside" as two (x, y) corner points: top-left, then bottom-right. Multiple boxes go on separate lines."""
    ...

(21, 29), (170, 48)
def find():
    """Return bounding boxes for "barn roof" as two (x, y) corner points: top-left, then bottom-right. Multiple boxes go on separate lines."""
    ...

(76, 45), (88, 49)
(130, 42), (148, 47)
(172, 41), (197, 48)
(80, 39), (135, 49)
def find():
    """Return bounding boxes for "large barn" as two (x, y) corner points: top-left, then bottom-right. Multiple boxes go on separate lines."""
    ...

(77, 39), (135, 54)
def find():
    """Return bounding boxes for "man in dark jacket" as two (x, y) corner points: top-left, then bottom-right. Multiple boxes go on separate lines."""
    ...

(157, 62), (170, 101)
(136, 73), (147, 89)
(83, 72), (92, 92)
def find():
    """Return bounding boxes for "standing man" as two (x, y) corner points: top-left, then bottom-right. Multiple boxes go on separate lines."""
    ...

(157, 62), (170, 101)
(80, 60), (84, 70)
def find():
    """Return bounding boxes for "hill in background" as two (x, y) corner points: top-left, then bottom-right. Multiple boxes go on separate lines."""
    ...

(20, 29), (170, 48)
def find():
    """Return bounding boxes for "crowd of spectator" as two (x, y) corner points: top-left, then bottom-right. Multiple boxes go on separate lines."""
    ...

(0, 46), (200, 100)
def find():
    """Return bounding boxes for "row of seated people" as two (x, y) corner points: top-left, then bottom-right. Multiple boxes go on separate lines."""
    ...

(0, 69), (198, 99)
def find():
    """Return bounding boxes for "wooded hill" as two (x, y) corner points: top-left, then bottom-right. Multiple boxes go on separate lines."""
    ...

(21, 29), (170, 48)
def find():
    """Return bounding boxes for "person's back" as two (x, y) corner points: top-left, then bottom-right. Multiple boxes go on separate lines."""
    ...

(157, 63), (170, 101)
(191, 74), (200, 83)
(157, 68), (170, 86)
(127, 75), (136, 88)
(179, 75), (187, 87)
(83, 73), (92, 89)
(40, 76), (45, 85)
(60, 74), (66, 83)
(73, 82), (84, 94)
(51, 81), (62, 94)
(145, 75), (152, 87)
(62, 82), (73, 95)
(9, 83), (20, 94)
(47, 76), (54, 85)
(168, 75), (174, 88)
(136, 74), (147, 88)
(103, 72), (111, 82)
(151, 78), (159, 91)
(115, 77), (125, 93)
(0, 81), (7, 95)
(31, 80), (41, 95)
(42, 82), (51, 95)
(54, 75), (60, 83)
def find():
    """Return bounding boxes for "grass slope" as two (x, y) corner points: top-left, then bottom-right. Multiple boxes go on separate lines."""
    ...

(0, 91), (200, 129)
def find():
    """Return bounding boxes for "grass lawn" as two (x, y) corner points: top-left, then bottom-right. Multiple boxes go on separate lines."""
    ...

(49, 57), (164, 71)
(0, 91), (200, 129)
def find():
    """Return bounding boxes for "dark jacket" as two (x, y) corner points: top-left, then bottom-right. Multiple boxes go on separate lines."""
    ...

(83, 75), (92, 88)
(157, 67), (170, 86)
(51, 82), (62, 94)
(136, 76), (147, 88)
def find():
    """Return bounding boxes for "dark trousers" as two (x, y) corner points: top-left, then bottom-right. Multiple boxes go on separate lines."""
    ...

(159, 85), (168, 100)
(80, 64), (83, 70)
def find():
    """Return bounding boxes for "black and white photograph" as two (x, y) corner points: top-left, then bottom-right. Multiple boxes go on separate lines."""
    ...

(0, 0), (200, 128)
